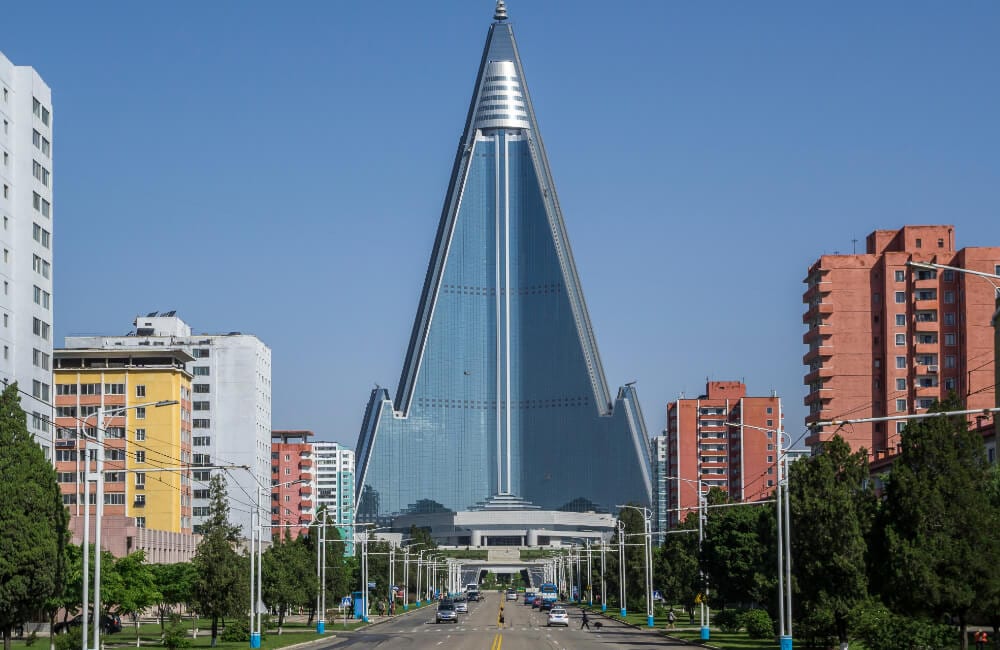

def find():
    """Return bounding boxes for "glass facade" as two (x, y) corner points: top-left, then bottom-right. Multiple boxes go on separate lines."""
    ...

(355, 16), (651, 523)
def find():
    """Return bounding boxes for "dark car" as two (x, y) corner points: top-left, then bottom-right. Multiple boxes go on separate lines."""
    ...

(54, 613), (122, 635)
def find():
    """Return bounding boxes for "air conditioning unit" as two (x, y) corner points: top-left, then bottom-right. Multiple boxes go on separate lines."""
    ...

(928, 365), (939, 373)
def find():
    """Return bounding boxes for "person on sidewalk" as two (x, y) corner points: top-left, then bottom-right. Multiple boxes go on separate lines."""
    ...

(666, 608), (676, 630)
(581, 609), (591, 630)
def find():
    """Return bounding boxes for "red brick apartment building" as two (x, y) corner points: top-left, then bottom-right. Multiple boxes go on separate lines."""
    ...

(271, 430), (315, 540)
(663, 381), (781, 527)
(803, 226), (1000, 459)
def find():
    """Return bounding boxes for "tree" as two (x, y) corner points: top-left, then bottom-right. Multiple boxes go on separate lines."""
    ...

(262, 534), (316, 632)
(0, 383), (68, 650)
(789, 435), (874, 647)
(701, 488), (773, 607)
(655, 517), (699, 619)
(150, 563), (197, 630)
(877, 399), (999, 649)
(191, 475), (247, 647)
(611, 505), (647, 611)
(104, 551), (160, 646)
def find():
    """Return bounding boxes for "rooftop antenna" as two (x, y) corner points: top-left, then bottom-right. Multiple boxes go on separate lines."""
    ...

(852, 238), (858, 254)
(494, 0), (508, 21)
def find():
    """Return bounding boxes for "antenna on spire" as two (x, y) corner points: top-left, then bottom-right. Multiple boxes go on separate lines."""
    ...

(494, 0), (508, 21)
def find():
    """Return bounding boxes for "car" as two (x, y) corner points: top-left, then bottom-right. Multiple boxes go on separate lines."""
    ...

(435, 603), (458, 624)
(454, 600), (468, 613)
(539, 599), (555, 611)
(505, 590), (517, 601)
(466, 589), (481, 602)
(523, 591), (535, 605)
(532, 596), (541, 608)
(54, 613), (122, 635)
(547, 607), (569, 627)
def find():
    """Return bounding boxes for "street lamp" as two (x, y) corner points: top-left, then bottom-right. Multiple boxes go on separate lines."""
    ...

(663, 475), (710, 639)
(618, 505), (654, 628)
(617, 520), (626, 618)
(600, 539), (607, 612)
(402, 542), (423, 611)
(79, 400), (178, 650)
(725, 421), (794, 650)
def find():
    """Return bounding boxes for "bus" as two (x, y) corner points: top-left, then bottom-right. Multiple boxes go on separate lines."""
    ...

(539, 582), (558, 610)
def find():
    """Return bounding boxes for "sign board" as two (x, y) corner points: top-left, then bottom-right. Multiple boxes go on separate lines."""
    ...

(341, 596), (352, 608)
(367, 582), (377, 589)
(653, 590), (663, 601)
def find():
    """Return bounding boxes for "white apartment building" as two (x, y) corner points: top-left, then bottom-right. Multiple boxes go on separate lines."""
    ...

(0, 52), (54, 457)
(312, 441), (355, 553)
(66, 312), (272, 539)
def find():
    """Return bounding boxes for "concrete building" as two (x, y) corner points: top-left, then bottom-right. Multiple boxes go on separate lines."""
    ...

(66, 312), (272, 539)
(313, 441), (355, 554)
(660, 381), (781, 529)
(803, 226), (1000, 458)
(0, 52), (54, 457)
(54, 347), (199, 561)
(270, 430), (316, 540)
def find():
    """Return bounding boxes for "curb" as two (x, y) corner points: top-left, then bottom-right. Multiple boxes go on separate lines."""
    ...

(586, 609), (718, 649)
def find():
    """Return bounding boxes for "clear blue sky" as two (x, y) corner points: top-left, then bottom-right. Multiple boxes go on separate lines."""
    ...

(3, 1), (997, 449)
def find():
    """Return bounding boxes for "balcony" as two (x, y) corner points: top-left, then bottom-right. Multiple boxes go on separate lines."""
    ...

(915, 364), (939, 375)
(299, 485), (312, 496)
(299, 471), (313, 481)
(914, 382), (940, 395)
(299, 513), (314, 523)
(802, 281), (832, 304)
(804, 366), (835, 384)
(914, 342), (938, 355)
(804, 390), (834, 406)
(298, 458), (313, 469)
(802, 326), (833, 345)
(803, 344), (833, 365)
(802, 301), (835, 323)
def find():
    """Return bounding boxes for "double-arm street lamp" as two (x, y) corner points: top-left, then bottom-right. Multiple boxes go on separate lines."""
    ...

(663, 475), (710, 639)
(79, 400), (178, 650)
(617, 505), (655, 628)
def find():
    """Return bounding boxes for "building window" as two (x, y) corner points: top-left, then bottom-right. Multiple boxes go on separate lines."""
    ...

(894, 292), (906, 304)
(193, 401), (210, 411)
(135, 494), (146, 506)
(896, 378), (906, 391)
(193, 470), (211, 481)
(895, 314), (906, 326)
(896, 399), (907, 412)
(135, 407), (146, 419)
(193, 419), (210, 428)
(896, 421), (906, 434)
(895, 270), (905, 282)
(943, 291), (955, 304)
(895, 334), (905, 346)
(193, 366), (210, 376)
(943, 333), (956, 346)
(193, 348), (210, 358)
(944, 312), (955, 326)
(194, 489), (210, 499)
(945, 355), (956, 368)
(193, 436), (210, 446)
(193, 384), (210, 393)
(896, 356), (906, 369)
(104, 383), (125, 395)
(135, 451), (145, 463)
(135, 428), (146, 441)
(135, 517), (146, 528)
(136, 385), (146, 397)
(32, 317), (50, 340)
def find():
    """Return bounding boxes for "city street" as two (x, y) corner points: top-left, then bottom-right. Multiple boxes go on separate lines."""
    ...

(326, 594), (693, 649)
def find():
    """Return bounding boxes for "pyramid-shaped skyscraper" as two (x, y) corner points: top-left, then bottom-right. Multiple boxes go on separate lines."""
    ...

(355, 2), (652, 523)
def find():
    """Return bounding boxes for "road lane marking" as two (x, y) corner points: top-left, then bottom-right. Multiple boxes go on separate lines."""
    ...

(490, 632), (503, 650)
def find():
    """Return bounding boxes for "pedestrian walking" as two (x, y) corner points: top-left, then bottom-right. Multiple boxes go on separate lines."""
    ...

(581, 609), (591, 630)
(666, 608), (676, 630)
(976, 630), (989, 650)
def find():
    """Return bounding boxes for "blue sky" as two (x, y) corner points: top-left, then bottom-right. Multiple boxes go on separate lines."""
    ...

(2, 1), (997, 449)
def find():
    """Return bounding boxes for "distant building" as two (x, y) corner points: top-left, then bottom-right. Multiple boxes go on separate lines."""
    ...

(66, 312), (272, 540)
(0, 52), (55, 457)
(53, 347), (198, 562)
(270, 430), (316, 540)
(659, 381), (781, 529)
(313, 441), (355, 555)
(803, 226), (1000, 458)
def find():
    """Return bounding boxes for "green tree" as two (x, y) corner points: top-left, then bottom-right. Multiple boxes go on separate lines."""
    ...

(0, 383), (68, 650)
(262, 534), (316, 632)
(654, 516), (699, 619)
(789, 435), (875, 647)
(104, 551), (160, 645)
(191, 476), (247, 647)
(702, 487), (773, 608)
(877, 399), (998, 649)
(976, 464), (1000, 638)
(611, 505), (647, 611)
(150, 563), (197, 630)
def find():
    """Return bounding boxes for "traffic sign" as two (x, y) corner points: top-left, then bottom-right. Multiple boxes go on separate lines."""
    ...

(341, 596), (352, 608)
(367, 582), (377, 589)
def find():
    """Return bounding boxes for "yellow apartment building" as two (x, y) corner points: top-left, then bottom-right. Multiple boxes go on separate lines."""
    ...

(54, 348), (197, 561)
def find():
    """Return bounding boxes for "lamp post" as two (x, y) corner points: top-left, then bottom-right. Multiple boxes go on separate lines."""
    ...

(79, 400), (178, 650)
(315, 508), (326, 633)
(663, 475), (710, 639)
(618, 505), (654, 628)
(617, 521), (626, 618)
(586, 539), (593, 606)
(402, 542), (423, 611)
(600, 539), (607, 612)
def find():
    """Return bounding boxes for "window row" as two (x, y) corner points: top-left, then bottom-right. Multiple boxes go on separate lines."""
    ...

(32, 192), (51, 218)
(32, 254), (50, 278)
(32, 160), (50, 187)
(33, 223), (51, 248)
(33, 348), (49, 370)
(32, 130), (51, 157)
(32, 97), (50, 126)
(33, 285), (51, 309)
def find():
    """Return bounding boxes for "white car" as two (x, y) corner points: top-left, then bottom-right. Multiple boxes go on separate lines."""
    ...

(547, 607), (569, 626)
(506, 590), (517, 601)
(454, 599), (468, 613)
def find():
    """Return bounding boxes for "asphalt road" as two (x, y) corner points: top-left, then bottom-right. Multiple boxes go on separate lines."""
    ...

(328, 593), (694, 649)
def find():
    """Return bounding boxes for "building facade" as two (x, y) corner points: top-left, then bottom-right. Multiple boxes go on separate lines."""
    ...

(270, 430), (316, 540)
(66, 312), (272, 539)
(0, 52), (54, 456)
(803, 226), (1000, 457)
(54, 348), (197, 560)
(659, 381), (781, 529)
(354, 3), (651, 527)
(313, 441), (355, 554)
